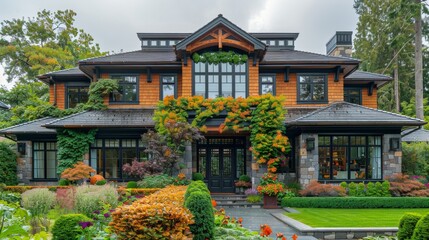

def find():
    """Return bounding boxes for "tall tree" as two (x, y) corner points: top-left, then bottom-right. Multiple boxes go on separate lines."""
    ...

(414, 0), (424, 120)
(0, 9), (106, 83)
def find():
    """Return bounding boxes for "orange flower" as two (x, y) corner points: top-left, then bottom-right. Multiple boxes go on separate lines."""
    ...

(276, 232), (287, 240)
(292, 234), (298, 240)
(260, 224), (273, 236)
(238, 217), (243, 224)
(211, 199), (217, 207)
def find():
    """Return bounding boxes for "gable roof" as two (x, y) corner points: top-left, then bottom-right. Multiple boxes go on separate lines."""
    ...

(79, 50), (179, 65)
(402, 128), (429, 142)
(175, 14), (266, 51)
(0, 117), (57, 134)
(43, 109), (155, 128)
(345, 70), (392, 81)
(286, 102), (426, 127)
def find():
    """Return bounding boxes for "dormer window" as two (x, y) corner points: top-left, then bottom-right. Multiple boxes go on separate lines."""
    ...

(142, 40), (148, 46)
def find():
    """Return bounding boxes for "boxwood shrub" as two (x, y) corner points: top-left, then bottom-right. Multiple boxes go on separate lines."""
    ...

(397, 213), (422, 240)
(282, 197), (429, 208)
(52, 214), (91, 240)
(412, 213), (429, 240)
(185, 191), (214, 240)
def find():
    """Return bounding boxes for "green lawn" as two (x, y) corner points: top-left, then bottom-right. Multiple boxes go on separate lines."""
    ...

(284, 208), (429, 227)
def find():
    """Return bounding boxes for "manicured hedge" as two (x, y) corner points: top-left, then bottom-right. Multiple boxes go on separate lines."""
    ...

(281, 197), (429, 208)
(397, 213), (422, 240)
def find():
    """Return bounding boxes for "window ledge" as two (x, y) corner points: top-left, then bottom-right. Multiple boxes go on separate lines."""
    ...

(297, 101), (329, 104)
(30, 178), (58, 182)
(108, 102), (140, 105)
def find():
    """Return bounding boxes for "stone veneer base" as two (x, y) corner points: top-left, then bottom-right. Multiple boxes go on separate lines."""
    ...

(272, 209), (398, 240)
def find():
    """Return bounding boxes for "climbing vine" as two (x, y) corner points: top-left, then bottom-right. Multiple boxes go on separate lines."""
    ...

(192, 51), (248, 65)
(154, 95), (290, 173)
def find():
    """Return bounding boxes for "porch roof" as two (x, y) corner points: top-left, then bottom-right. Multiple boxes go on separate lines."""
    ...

(43, 109), (155, 128)
(402, 128), (429, 142)
(0, 117), (58, 134)
(286, 102), (426, 127)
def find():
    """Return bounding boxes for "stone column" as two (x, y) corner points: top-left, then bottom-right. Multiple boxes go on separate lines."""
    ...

(382, 134), (402, 178)
(183, 141), (193, 179)
(16, 141), (32, 185)
(297, 133), (319, 186)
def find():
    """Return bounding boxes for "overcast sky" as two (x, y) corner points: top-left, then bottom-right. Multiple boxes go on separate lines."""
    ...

(0, 0), (358, 88)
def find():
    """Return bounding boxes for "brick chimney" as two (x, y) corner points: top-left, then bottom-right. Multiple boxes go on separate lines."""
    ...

(326, 31), (353, 57)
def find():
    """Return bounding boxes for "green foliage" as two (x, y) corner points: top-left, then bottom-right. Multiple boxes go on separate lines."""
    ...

(340, 181), (348, 190)
(74, 184), (118, 216)
(137, 174), (176, 188)
(83, 78), (119, 110)
(367, 182), (376, 197)
(357, 182), (366, 197)
(382, 181), (391, 197)
(246, 195), (262, 203)
(0, 9), (105, 83)
(192, 51), (248, 65)
(0, 200), (30, 239)
(58, 179), (70, 186)
(0, 191), (21, 204)
(397, 212), (422, 240)
(375, 182), (384, 197)
(348, 182), (357, 197)
(95, 179), (106, 185)
(412, 213), (429, 240)
(51, 214), (91, 240)
(21, 188), (56, 216)
(282, 197), (429, 209)
(401, 142), (429, 176)
(185, 181), (210, 201)
(185, 191), (215, 240)
(57, 129), (97, 174)
(238, 175), (251, 182)
(192, 172), (204, 181)
(126, 181), (138, 188)
(0, 142), (17, 185)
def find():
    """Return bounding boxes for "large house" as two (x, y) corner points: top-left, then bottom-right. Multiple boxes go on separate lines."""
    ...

(0, 15), (425, 192)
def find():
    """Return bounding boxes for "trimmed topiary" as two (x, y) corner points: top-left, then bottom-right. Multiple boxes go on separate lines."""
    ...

(185, 180), (210, 201)
(412, 213), (429, 240)
(52, 214), (91, 240)
(192, 172), (204, 181)
(95, 179), (107, 185)
(185, 191), (214, 240)
(397, 212), (422, 240)
(58, 179), (70, 186)
(239, 175), (251, 182)
(366, 182), (376, 197)
(126, 181), (138, 188)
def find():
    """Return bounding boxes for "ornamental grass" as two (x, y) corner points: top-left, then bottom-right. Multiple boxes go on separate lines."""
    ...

(110, 185), (194, 240)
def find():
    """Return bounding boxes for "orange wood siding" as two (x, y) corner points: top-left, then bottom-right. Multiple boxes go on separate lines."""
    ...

(181, 58), (192, 97)
(362, 88), (377, 109)
(49, 83), (65, 109)
(248, 60), (259, 96)
(276, 72), (344, 107)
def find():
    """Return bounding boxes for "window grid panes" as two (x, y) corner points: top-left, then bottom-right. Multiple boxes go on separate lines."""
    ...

(67, 86), (89, 109)
(161, 75), (176, 99)
(110, 75), (138, 103)
(344, 88), (362, 105)
(194, 62), (247, 98)
(33, 142), (57, 179)
(318, 136), (382, 180)
(260, 75), (275, 95)
(298, 74), (327, 102)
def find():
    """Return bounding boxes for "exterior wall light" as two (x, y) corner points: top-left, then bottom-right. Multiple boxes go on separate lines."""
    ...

(390, 138), (400, 151)
(306, 138), (315, 151)
(17, 142), (26, 155)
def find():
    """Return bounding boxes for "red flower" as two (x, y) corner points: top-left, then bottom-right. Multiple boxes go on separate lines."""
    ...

(211, 199), (217, 207)
(260, 224), (273, 236)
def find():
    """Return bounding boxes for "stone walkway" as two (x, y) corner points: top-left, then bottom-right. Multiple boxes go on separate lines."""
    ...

(224, 208), (317, 240)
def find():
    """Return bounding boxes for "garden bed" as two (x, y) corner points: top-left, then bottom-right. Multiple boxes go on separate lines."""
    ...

(282, 197), (429, 208)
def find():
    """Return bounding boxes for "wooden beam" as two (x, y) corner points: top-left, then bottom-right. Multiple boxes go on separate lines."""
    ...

(284, 67), (290, 82)
(368, 82), (374, 96)
(147, 68), (152, 83)
(183, 51), (187, 66)
(218, 29), (222, 49)
(334, 66), (341, 82)
(253, 54), (257, 66)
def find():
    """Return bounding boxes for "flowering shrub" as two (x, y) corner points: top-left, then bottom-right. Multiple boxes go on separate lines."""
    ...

(260, 224), (272, 237)
(110, 186), (193, 239)
(235, 180), (252, 188)
(245, 188), (259, 196)
(117, 187), (159, 198)
(214, 208), (267, 239)
(300, 180), (346, 197)
(257, 183), (285, 196)
(386, 173), (429, 197)
(60, 162), (95, 182)
(56, 187), (76, 210)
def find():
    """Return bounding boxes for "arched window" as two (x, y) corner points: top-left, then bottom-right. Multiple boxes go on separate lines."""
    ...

(193, 62), (247, 98)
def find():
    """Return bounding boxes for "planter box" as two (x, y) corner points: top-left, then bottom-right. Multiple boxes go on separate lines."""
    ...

(263, 194), (279, 209)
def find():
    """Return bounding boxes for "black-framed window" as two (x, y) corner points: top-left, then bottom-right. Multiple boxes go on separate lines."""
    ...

(110, 75), (138, 103)
(297, 74), (328, 103)
(33, 142), (57, 179)
(90, 139), (148, 179)
(160, 74), (177, 99)
(193, 62), (247, 98)
(260, 74), (276, 95)
(318, 135), (382, 181)
(344, 88), (362, 105)
(67, 86), (89, 109)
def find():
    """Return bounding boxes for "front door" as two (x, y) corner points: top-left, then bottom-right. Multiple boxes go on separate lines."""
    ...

(197, 137), (246, 193)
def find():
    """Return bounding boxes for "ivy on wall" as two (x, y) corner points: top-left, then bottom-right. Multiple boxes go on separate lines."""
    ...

(154, 95), (290, 173)
(192, 51), (248, 65)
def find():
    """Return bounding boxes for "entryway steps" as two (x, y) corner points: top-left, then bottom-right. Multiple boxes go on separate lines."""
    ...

(211, 194), (263, 208)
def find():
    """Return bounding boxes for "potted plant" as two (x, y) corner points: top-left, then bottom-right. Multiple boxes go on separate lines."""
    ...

(256, 173), (285, 209)
(235, 174), (252, 193)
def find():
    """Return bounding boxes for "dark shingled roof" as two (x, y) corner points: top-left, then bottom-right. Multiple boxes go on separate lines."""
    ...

(44, 109), (155, 128)
(402, 128), (429, 142)
(79, 50), (179, 64)
(287, 102), (426, 126)
(261, 49), (360, 64)
(0, 101), (9, 110)
(345, 70), (392, 81)
(38, 67), (86, 78)
(0, 117), (57, 134)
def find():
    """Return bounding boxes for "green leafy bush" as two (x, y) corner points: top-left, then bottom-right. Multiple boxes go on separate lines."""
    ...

(402, 142), (429, 176)
(137, 174), (175, 188)
(0, 142), (17, 185)
(246, 195), (262, 203)
(366, 182), (376, 197)
(126, 181), (138, 188)
(58, 179), (70, 186)
(357, 183), (366, 197)
(192, 172), (204, 181)
(397, 213), (422, 240)
(412, 213), (429, 240)
(238, 175), (251, 182)
(95, 179), (106, 185)
(282, 197), (429, 209)
(51, 214), (91, 240)
(348, 182), (357, 196)
(185, 191), (214, 240)
(74, 184), (118, 216)
(382, 181), (391, 197)
(21, 188), (56, 216)
(185, 180), (210, 201)
(0, 191), (21, 204)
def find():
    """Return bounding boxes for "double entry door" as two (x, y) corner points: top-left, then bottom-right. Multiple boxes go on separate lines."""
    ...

(197, 137), (246, 193)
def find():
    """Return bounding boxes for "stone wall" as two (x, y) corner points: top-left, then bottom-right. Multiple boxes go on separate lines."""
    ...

(382, 134), (402, 178)
(16, 141), (32, 185)
(297, 134), (319, 186)
(329, 45), (353, 58)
